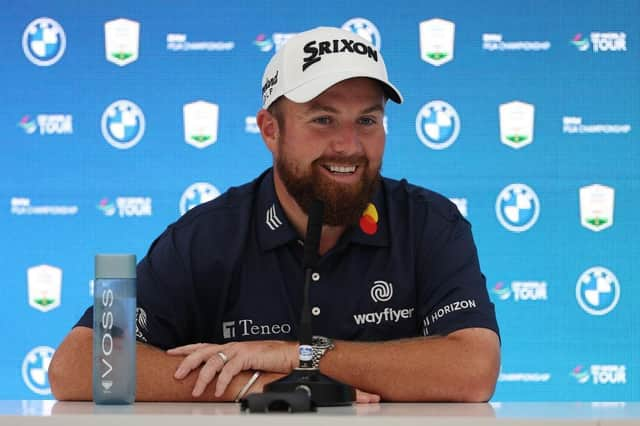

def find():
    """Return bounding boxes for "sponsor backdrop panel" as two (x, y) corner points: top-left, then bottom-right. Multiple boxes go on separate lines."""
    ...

(1, 0), (638, 400)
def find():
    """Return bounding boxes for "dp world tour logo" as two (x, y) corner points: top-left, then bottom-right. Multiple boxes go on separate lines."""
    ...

(576, 266), (620, 316)
(492, 282), (512, 300)
(342, 18), (381, 49)
(97, 198), (117, 216)
(22, 17), (66, 66)
(18, 116), (38, 134)
(370, 280), (393, 302)
(179, 182), (220, 215)
(570, 33), (590, 51)
(419, 18), (455, 66)
(101, 100), (145, 149)
(571, 365), (591, 384)
(104, 18), (140, 66)
(415, 100), (460, 150)
(495, 183), (540, 232)
(22, 346), (55, 395)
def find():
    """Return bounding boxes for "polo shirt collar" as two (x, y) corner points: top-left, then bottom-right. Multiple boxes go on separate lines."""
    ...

(255, 169), (389, 251)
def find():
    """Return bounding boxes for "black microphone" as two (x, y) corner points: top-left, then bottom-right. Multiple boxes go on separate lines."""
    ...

(299, 200), (324, 367)
(255, 199), (355, 409)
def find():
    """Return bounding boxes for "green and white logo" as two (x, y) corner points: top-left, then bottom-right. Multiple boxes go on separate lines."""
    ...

(27, 265), (62, 312)
(419, 18), (455, 66)
(580, 184), (614, 232)
(104, 18), (140, 66)
(183, 101), (219, 149)
(499, 101), (535, 149)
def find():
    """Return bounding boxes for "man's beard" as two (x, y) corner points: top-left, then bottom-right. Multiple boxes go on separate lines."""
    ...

(276, 152), (380, 227)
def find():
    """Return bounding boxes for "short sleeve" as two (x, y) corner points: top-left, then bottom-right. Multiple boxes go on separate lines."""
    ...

(417, 205), (499, 338)
(73, 226), (195, 350)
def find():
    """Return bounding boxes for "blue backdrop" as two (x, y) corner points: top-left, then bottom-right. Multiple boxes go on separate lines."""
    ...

(1, 0), (638, 401)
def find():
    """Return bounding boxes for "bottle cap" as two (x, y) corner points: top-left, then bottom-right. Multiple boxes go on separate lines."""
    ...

(95, 254), (136, 279)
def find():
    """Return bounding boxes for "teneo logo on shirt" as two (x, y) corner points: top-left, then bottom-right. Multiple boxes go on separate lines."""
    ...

(22, 346), (55, 395)
(342, 18), (381, 49)
(98, 197), (152, 217)
(22, 17), (66, 66)
(482, 33), (551, 52)
(11, 197), (78, 216)
(27, 264), (62, 312)
(179, 182), (220, 216)
(415, 100), (460, 150)
(419, 18), (455, 66)
(491, 281), (548, 302)
(499, 101), (535, 149)
(18, 114), (73, 135)
(495, 183), (540, 232)
(222, 320), (292, 339)
(576, 266), (620, 316)
(166, 33), (234, 52)
(104, 18), (140, 66)
(183, 101), (219, 149)
(572, 365), (627, 385)
(580, 184), (614, 232)
(101, 100), (145, 150)
(562, 116), (631, 135)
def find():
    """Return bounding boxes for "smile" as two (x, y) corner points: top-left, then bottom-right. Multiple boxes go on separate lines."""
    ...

(323, 164), (357, 174)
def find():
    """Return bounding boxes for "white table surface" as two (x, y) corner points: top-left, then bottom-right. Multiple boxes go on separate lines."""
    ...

(1, 401), (639, 426)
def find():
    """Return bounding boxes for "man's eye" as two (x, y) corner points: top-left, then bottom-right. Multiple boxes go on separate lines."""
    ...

(312, 116), (332, 124)
(359, 117), (377, 125)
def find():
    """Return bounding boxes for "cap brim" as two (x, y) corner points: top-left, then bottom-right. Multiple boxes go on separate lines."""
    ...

(284, 71), (403, 105)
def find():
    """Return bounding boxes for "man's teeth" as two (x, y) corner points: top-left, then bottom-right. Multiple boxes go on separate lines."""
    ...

(327, 165), (356, 173)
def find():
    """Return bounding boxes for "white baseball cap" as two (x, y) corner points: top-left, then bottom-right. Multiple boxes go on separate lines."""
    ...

(261, 26), (403, 109)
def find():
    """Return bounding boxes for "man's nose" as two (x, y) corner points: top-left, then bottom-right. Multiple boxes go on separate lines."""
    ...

(331, 124), (362, 154)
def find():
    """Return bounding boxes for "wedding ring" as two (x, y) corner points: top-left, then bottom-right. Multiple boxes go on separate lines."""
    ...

(217, 351), (229, 364)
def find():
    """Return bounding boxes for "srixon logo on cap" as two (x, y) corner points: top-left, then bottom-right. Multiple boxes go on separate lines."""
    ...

(302, 38), (378, 71)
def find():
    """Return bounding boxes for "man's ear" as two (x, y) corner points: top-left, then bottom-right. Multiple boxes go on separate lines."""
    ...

(257, 109), (279, 155)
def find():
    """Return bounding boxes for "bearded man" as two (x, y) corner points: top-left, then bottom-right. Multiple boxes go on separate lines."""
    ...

(49, 27), (500, 403)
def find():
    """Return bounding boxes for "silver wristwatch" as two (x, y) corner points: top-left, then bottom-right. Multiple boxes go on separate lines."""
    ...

(311, 335), (334, 369)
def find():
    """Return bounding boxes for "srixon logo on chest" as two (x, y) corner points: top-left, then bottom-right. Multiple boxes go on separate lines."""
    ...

(302, 38), (378, 71)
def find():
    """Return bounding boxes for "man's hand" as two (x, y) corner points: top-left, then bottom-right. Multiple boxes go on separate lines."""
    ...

(167, 340), (298, 397)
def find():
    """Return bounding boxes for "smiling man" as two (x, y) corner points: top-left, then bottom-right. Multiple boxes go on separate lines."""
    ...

(49, 27), (500, 403)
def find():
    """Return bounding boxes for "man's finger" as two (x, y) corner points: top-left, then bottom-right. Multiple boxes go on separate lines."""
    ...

(215, 356), (246, 397)
(174, 347), (218, 379)
(192, 355), (224, 397)
(167, 343), (210, 355)
(356, 389), (381, 404)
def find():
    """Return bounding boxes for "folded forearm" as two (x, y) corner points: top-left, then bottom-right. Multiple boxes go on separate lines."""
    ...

(318, 328), (500, 402)
(49, 327), (278, 401)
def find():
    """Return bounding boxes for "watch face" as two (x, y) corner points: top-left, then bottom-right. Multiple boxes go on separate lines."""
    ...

(313, 335), (334, 349)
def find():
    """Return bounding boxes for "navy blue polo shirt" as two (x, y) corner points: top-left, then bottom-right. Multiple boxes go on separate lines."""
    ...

(77, 168), (499, 349)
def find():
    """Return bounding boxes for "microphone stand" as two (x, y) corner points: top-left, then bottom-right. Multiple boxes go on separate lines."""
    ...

(262, 200), (355, 407)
